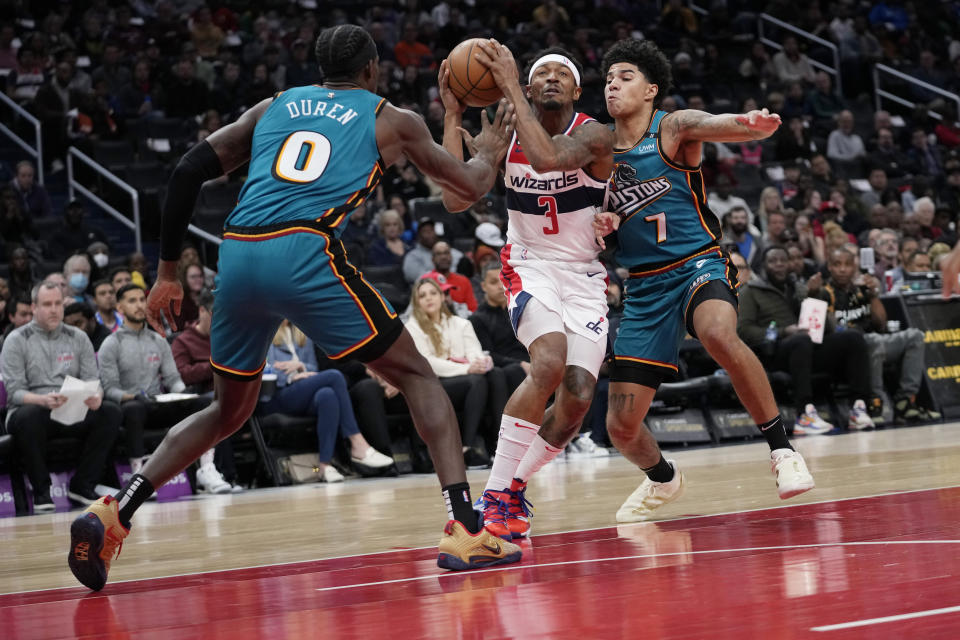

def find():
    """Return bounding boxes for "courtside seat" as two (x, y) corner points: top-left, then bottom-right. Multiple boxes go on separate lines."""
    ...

(655, 376), (712, 403)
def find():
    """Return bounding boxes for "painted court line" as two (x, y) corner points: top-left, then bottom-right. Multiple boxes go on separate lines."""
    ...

(314, 540), (960, 592)
(811, 605), (960, 631)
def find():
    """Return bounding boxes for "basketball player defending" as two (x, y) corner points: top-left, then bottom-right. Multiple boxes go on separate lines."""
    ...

(443, 42), (615, 540)
(67, 26), (521, 591)
(594, 39), (815, 522)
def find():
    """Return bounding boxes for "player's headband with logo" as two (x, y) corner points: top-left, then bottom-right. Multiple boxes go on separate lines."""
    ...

(527, 54), (581, 87)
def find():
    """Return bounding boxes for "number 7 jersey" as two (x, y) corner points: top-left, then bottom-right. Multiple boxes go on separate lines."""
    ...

(225, 86), (386, 232)
(503, 112), (608, 264)
(606, 109), (722, 275)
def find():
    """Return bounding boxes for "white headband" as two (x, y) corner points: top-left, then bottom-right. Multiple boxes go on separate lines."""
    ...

(527, 54), (581, 86)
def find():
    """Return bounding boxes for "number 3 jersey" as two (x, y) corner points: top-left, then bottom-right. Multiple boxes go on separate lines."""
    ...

(503, 112), (608, 265)
(606, 109), (722, 276)
(225, 86), (386, 233)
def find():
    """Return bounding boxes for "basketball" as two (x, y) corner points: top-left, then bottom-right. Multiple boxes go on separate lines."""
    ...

(446, 38), (504, 108)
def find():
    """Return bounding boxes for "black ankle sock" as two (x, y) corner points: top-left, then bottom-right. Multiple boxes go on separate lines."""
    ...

(442, 482), (479, 533)
(757, 415), (793, 451)
(642, 455), (675, 483)
(114, 474), (154, 527)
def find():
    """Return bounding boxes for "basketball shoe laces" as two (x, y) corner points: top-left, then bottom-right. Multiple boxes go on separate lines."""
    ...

(505, 483), (533, 521)
(481, 490), (511, 525)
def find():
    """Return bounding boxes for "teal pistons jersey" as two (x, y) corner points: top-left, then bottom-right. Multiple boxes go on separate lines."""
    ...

(606, 110), (722, 275)
(225, 86), (386, 232)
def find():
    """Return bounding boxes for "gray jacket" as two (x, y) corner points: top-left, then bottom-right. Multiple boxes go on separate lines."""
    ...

(0, 320), (98, 421)
(98, 324), (184, 403)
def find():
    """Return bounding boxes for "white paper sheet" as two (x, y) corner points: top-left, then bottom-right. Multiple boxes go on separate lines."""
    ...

(798, 298), (829, 344)
(50, 376), (101, 425)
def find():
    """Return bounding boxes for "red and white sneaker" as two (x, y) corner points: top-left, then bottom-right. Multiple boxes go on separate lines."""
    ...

(503, 478), (533, 539)
(479, 490), (512, 541)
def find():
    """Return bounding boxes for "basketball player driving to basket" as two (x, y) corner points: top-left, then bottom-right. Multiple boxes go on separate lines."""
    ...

(67, 25), (522, 591)
(439, 40), (615, 541)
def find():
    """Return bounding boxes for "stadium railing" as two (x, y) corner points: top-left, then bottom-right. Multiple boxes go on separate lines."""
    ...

(0, 91), (44, 185)
(758, 13), (842, 95)
(873, 63), (960, 122)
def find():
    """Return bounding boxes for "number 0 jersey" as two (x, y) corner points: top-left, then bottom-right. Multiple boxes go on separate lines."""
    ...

(226, 86), (386, 233)
(503, 112), (608, 264)
(606, 110), (722, 275)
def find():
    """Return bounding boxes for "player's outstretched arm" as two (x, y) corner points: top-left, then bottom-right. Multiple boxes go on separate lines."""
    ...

(664, 108), (782, 145)
(475, 39), (612, 174)
(379, 101), (514, 212)
(147, 98), (271, 334)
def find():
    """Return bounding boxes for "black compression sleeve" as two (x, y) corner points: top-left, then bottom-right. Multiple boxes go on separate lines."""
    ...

(159, 141), (225, 261)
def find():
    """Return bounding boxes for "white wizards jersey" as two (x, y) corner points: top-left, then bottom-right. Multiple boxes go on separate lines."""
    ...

(502, 112), (608, 265)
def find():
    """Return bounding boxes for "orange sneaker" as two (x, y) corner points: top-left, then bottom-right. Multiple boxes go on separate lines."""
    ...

(479, 490), (512, 540)
(437, 520), (522, 571)
(503, 478), (533, 539)
(68, 496), (130, 591)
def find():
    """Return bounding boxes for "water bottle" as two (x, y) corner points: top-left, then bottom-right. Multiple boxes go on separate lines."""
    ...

(765, 321), (778, 343)
(261, 363), (277, 403)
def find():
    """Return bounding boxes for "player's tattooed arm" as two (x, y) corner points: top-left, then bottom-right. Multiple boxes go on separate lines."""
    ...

(664, 108), (782, 145)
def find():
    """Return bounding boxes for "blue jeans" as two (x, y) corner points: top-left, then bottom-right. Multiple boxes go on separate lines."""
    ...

(263, 370), (360, 462)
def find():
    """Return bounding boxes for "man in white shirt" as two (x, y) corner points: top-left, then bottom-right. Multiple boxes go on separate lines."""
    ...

(827, 110), (866, 163)
(708, 174), (753, 222)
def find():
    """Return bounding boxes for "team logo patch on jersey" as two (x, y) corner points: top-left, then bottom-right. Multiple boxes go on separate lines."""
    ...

(607, 162), (672, 217)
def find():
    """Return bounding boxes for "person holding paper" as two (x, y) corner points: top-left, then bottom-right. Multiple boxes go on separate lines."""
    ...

(0, 280), (121, 512)
(737, 246), (875, 434)
(98, 284), (232, 493)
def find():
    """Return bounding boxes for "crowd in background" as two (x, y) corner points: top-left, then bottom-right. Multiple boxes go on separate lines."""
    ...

(1, 0), (959, 503)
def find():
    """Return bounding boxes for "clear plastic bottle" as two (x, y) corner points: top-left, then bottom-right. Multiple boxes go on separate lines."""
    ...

(765, 321), (778, 343)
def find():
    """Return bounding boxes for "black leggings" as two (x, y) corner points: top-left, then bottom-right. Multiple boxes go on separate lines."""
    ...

(772, 330), (872, 410)
(440, 374), (488, 449)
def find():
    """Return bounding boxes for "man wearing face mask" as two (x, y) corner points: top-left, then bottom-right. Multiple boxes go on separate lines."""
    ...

(50, 200), (109, 263)
(87, 241), (112, 280)
(63, 254), (95, 306)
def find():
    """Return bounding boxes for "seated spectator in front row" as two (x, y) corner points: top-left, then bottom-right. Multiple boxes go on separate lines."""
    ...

(172, 288), (216, 394)
(0, 294), (32, 352)
(1, 281), (121, 511)
(98, 285), (234, 492)
(365, 208), (410, 267)
(63, 302), (112, 352)
(818, 249), (940, 424)
(405, 277), (492, 468)
(262, 320), (394, 482)
(737, 247), (875, 435)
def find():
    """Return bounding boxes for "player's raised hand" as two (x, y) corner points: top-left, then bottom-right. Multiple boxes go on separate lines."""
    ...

(460, 98), (515, 164)
(474, 39), (519, 90)
(593, 211), (620, 250)
(438, 59), (466, 116)
(736, 108), (782, 136)
(146, 263), (183, 336)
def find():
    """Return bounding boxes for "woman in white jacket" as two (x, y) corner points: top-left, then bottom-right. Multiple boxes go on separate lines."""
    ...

(405, 277), (492, 468)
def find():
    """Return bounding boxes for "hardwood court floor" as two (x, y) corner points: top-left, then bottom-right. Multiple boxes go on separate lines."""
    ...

(2, 424), (960, 638)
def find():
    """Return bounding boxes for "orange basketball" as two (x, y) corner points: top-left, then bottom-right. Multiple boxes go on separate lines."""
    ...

(446, 38), (503, 108)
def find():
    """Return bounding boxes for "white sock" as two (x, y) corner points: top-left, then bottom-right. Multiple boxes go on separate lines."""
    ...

(484, 415), (540, 493)
(515, 435), (564, 482)
(199, 448), (215, 469)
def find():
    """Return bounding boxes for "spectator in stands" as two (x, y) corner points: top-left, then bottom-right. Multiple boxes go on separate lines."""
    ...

(0, 23), (17, 70)
(405, 277), (492, 468)
(90, 43), (131, 99)
(338, 201), (376, 251)
(772, 36), (816, 86)
(910, 50), (945, 104)
(164, 56), (210, 119)
(469, 260), (529, 385)
(0, 294), (32, 352)
(870, 128), (909, 179)
(756, 186), (785, 233)
(0, 187), (36, 252)
(819, 248), (938, 424)
(394, 22), (434, 69)
(859, 167), (895, 209)
(190, 6), (224, 59)
(827, 110), (866, 164)
(809, 153), (833, 196)
(722, 206), (761, 269)
(0, 277), (8, 327)
(403, 217), (461, 284)
(794, 213), (826, 264)
(263, 320), (394, 482)
(109, 266), (132, 292)
(1, 280), (122, 511)
(912, 197), (941, 242)
(63, 254), (93, 305)
(904, 250), (931, 272)
(780, 82), (807, 121)
(939, 158), (960, 212)
(7, 247), (40, 300)
(805, 72), (845, 135)
(9, 160), (52, 221)
(172, 288), (215, 394)
(91, 279), (122, 333)
(729, 250), (755, 287)
(286, 39), (322, 87)
(424, 241), (477, 317)
(708, 174), (753, 222)
(87, 240), (112, 282)
(245, 62), (278, 106)
(738, 41), (774, 85)
(173, 262), (204, 328)
(34, 60), (80, 168)
(366, 209), (410, 267)
(63, 301), (111, 352)
(116, 59), (164, 121)
(49, 200), (109, 263)
(127, 252), (151, 288)
(907, 128), (943, 178)
(9, 47), (45, 104)
(737, 246), (875, 434)
(775, 116), (817, 162)
(211, 60), (246, 119)
(787, 244), (818, 281)
(759, 210), (787, 253)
